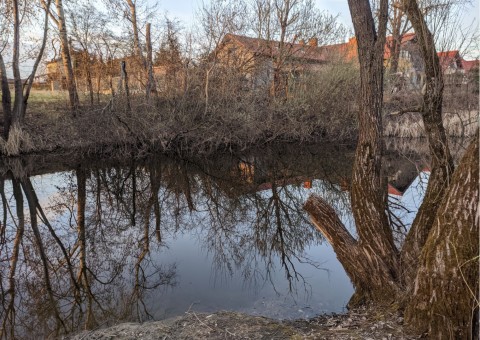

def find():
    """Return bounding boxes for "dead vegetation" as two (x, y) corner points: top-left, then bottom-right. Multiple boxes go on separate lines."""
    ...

(3, 63), (359, 156)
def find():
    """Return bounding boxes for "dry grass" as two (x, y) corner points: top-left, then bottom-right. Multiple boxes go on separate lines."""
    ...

(383, 110), (478, 138)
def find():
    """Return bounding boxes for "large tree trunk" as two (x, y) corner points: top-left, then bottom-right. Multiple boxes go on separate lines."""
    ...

(305, 0), (399, 307)
(346, 0), (400, 304)
(399, 0), (454, 286)
(405, 133), (478, 339)
(56, 0), (79, 112)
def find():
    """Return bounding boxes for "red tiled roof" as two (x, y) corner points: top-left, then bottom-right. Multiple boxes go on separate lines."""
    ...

(437, 50), (462, 70)
(462, 59), (479, 72)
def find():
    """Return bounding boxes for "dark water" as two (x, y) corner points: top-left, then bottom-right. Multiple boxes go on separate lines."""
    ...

(0, 140), (461, 338)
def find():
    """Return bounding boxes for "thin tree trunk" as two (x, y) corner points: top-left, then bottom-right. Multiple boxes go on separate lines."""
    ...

(56, 0), (79, 112)
(11, 0), (24, 125)
(22, 0), (51, 118)
(405, 133), (478, 339)
(400, 0), (454, 286)
(126, 0), (143, 61)
(22, 178), (83, 308)
(84, 53), (94, 107)
(145, 23), (158, 102)
(0, 53), (12, 140)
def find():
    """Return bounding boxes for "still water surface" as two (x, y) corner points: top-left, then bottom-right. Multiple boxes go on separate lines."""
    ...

(0, 142), (438, 337)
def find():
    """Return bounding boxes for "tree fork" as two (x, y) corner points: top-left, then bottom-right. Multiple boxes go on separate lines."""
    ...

(400, 0), (454, 286)
(305, 195), (399, 307)
(347, 0), (399, 287)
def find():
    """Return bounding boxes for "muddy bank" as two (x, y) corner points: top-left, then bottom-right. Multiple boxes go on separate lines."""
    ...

(65, 309), (418, 339)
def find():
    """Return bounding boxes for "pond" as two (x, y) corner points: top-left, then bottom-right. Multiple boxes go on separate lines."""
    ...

(0, 140), (455, 338)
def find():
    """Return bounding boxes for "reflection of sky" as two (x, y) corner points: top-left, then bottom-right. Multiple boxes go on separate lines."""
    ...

(3, 166), (428, 323)
(143, 178), (355, 319)
(148, 206), (353, 320)
(390, 171), (429, 232)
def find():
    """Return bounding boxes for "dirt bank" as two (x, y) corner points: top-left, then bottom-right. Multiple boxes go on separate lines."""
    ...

(65, 308), (418, 339)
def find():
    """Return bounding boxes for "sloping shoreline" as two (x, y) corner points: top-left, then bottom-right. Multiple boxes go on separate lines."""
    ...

(65, 309), (418, 339)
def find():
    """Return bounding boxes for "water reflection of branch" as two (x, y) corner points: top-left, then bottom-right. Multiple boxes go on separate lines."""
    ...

(22, 179), (66, 335)
(0, 180), (7, 243)
(0, 180), (24, 340)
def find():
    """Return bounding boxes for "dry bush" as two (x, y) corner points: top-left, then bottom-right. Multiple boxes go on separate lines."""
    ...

(0, 124), (35, 156)
(8, 61), (361, 156)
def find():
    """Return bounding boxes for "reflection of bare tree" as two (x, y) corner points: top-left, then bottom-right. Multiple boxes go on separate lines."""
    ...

(0, 168), (177, 338)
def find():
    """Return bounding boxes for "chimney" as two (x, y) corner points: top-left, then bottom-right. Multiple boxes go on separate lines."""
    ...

(308, 37), (318, 47)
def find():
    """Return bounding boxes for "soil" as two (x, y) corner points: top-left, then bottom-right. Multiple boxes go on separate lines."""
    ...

(65, 308), (419, 340)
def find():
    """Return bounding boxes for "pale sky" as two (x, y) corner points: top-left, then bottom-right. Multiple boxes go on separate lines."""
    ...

(160, 0), (478, 32)
(161, 0), (352, 28)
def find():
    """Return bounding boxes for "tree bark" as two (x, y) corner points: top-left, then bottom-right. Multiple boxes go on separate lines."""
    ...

(400, 0), (454, 286)
(405, 133), (479, 339)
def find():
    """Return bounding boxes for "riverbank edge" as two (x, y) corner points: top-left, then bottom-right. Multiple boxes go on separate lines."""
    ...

(64, 308), (419, 339)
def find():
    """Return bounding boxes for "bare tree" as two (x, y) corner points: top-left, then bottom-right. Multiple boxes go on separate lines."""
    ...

(198, 0), (248, 113)
(305, 0), (478, 337)
(69, 3), (108, 106)
(42, 0), (80, 111)
(0, 0), (51, 141)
